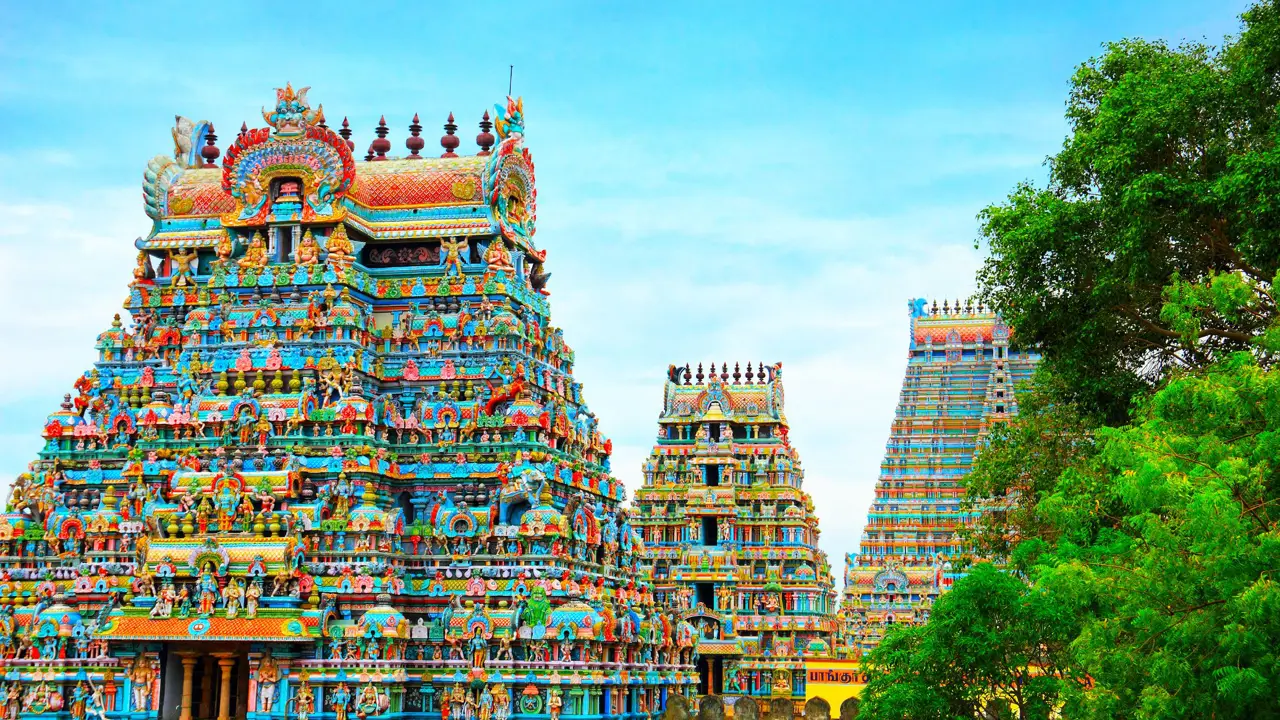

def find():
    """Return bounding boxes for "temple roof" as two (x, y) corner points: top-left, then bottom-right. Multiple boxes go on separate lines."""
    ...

(908, 298), (1012, 346)
(659, 362), (787, 424)
(140, 88), (536, 252)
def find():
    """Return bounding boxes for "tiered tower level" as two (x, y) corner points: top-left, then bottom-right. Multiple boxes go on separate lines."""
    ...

(632, 363), (837, 716)
(838, 299), (1040, 656)
(1, 85), (697, 720)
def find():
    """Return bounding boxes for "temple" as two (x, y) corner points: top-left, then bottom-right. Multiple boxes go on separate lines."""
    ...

(1, 85), (697, 720)
(631, 363), (839, 718)
(837, 299), (1040, 655)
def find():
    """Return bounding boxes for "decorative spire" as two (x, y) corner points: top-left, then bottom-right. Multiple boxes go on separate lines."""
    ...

(440, 113), (460, 158)
(476, 110), (495, 155)
(406, 113), (424, 159)
(695, 363), (704, 384)
(364, 142), (375, 162)
(372, 116), (391, 160)
(733, 362), (741, 384)
(238, 122), (248, 141)
(316, 108), (328, 130)
(339, 117), (354, 151)
(201, 124), (220, 168)
(746, 361), (754, 383)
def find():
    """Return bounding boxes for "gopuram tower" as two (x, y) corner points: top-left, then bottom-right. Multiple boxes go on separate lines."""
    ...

(632, 362), (838, 717)
(839, 299), (1039, 656)
(0, 86), (696, 720)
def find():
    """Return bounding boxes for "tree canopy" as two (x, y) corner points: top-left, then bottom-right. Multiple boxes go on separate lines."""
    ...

(858, 3), (1280, 719)
(976, 0), (1280, 422)
(858, 564), (1082, 720)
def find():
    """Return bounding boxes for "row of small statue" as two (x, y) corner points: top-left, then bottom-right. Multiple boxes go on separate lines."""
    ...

(0, 678), (113, 720)
(141, 574), (265, 620)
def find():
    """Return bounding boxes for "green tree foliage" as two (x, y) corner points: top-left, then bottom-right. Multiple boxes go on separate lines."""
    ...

(860, 4), (1280, 718)
(963, 374), (1098, 564)
(859, 565), (1082, 720)
(976, 1), (1280, 422)
(1046, 354), (1280, 718)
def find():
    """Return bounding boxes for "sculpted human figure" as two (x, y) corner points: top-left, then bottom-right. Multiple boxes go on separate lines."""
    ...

(256, 650), (280, 712)
(330, 683), (351, 720)
(240, 232), (269, 268)
(170, 248), (198, 287)
(295, 230), (320, 266)
(245, 579), (262, 618)
(484, 238), (513, 272)
(290, 676), (315, 720)
(441, 237), (468, 277)
(222, 578), (244, 618)
(129, 654), (155, 711)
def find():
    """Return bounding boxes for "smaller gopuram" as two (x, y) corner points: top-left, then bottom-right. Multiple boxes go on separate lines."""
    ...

(839, 298), (1040, 656)
(633, 362), (838, 717)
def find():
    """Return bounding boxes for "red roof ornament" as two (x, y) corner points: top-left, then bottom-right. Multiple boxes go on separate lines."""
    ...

(476, 110), (495, 155)
(440, 113), (460, 158)
(406, 113), (424, 159)
(372, 116), (391, 160)
(339, 117), (354, 151)
(201, 124), (220, 168)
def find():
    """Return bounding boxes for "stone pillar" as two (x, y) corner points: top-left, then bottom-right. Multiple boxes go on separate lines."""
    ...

(179, 653), (200, 720)
(199, 658), (215, 720)
(214, 654), (236, 720)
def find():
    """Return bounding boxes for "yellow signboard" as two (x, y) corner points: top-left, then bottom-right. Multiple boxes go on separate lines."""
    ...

(803, 659), (865, 710)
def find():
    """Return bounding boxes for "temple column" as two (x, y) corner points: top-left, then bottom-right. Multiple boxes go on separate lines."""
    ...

(178, 653), (200, 720)
(199, 657), (215, 719)
(214, 653), (236, 720)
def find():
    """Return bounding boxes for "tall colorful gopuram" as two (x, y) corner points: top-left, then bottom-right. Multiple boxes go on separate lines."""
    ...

(0, 85), (697, 720)
(631, 363), (838, 717)
(838, 299), (1040, 656)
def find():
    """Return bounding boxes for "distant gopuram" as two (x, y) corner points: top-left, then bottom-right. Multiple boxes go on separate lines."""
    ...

(632, 362), (838, 717)
(1, 85), (696, 720)
(838, 298), (1040, 656)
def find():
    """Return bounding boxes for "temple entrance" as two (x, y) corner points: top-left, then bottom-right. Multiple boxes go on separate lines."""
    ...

(696, 657), (725, 695)
(158, 646), (252, 720)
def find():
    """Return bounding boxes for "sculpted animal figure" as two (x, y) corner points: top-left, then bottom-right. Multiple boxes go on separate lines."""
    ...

(497, 467), (545, 525)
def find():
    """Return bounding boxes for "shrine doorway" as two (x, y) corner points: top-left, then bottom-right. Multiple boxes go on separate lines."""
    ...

(159, 646), (252, 720)
(696, 657), (725, 695)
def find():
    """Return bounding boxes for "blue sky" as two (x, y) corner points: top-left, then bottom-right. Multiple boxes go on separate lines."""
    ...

(0, 0), (1250, 582)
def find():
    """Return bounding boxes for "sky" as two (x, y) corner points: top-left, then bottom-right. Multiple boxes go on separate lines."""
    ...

(0, 0), (1252, 588)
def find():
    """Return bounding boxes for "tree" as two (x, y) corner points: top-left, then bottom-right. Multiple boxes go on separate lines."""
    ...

(858, 565), (1082, 720)
(1036, 355), (1280, 719)
(864, 4), (1280, 718)
(962, 373), (1098, 567)
(977, 1), (1280, 422)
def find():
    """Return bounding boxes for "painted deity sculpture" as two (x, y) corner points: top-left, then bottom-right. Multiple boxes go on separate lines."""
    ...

(257, 650), (280, 712)
(130, 655), (155, 711)
(291, 675), (315, 720)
